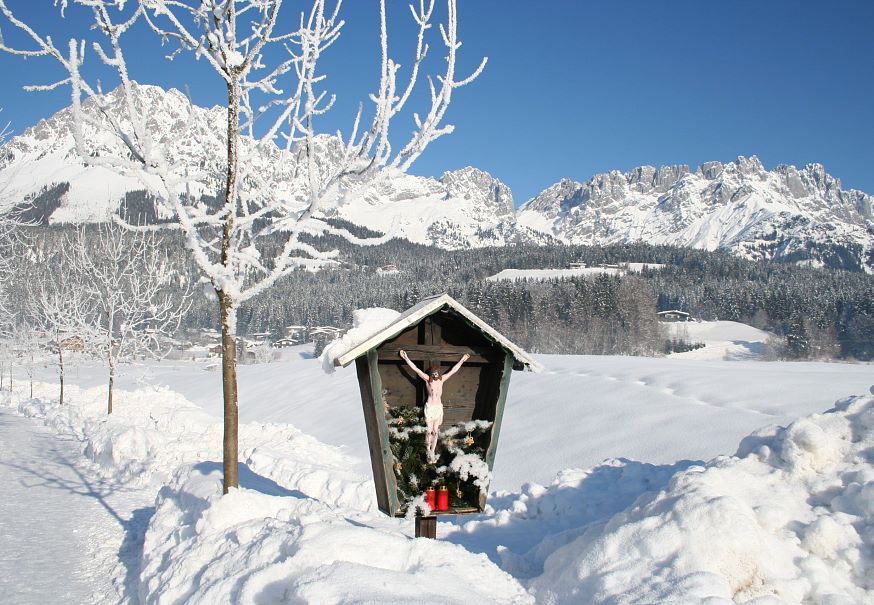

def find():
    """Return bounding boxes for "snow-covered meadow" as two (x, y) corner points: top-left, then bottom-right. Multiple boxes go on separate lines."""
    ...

(3, 324), (873, 603)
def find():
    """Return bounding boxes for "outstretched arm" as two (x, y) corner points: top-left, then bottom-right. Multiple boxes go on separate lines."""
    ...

(441, 353), (470, 381)
(400, 350), (430, 381)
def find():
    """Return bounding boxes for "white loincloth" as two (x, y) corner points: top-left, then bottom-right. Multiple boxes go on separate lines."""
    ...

(424, 402), (443, 425)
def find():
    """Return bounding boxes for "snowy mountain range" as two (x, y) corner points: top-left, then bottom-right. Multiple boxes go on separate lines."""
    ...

(1, 84), (872, 271)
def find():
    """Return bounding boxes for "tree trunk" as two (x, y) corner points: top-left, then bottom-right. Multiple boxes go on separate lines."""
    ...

(107, 363), (114, 415)
(220, 74), (241, 495)
(220, 291), (238, 494)
(58, 346), (64, 406)
(108, 313), (114, 414)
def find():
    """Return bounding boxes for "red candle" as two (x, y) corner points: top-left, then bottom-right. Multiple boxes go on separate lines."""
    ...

(424, 488), (436, 510)
(436, 486), (449, 511)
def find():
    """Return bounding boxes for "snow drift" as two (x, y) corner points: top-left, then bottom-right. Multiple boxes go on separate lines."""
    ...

(5, 371), (873, 603)
(527, 393), (874, 604)
(139, 464), (533, 605)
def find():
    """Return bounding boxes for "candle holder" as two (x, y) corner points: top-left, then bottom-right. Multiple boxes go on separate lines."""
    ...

(436, 485), (450, 511)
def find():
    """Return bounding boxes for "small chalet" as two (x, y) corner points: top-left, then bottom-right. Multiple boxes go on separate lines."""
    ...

(657, 310), (693, 322)
(330, 294), (540, 518)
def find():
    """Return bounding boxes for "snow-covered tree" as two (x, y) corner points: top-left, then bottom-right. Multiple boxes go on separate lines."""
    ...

(9, 320), (44, 399)
(0, 109), (18, 326)
(0, 0), (485, 492)
(69, 223), (190, 414)
(25, 253), (93, 406)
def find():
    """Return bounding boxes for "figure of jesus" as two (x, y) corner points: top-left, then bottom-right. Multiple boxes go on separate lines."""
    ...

(400, 350), (470, 463)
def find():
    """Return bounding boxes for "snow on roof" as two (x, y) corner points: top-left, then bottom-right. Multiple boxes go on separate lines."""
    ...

(331, 294), (542, 372)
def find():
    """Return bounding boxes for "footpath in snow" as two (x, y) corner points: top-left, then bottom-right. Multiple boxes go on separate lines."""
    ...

(0, 406), (150, 605)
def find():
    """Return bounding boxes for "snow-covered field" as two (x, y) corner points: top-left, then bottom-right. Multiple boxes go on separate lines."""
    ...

(3, 335), (873, 603)
(666, 319), (777, 360)
(486, 263), (665, 282)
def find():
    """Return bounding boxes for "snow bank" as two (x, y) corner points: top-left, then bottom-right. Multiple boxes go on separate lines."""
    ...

(7, 379), (531, 603)
(6, 364), (873, 604)
(139, 465), (533, 605)
(10, 381), (375, 510)
(320, 307), (400, 373)
(526, 393), (874, 604)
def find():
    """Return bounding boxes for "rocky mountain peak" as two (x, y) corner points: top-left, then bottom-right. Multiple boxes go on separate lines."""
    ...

(517, 156), (874, 271)
(439, 167), (514, 219)
(732, 155), (765, 176)
(1, 84), (872, 268)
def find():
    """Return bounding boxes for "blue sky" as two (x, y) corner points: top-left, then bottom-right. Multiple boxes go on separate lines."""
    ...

(1, 1), (873, 204)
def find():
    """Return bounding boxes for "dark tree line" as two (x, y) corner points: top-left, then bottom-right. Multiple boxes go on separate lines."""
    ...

(18, 226), (874, 359)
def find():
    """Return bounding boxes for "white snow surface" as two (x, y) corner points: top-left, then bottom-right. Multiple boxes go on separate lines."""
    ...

(0, 405), (150, 605)
(668, 320), (777, 360)
(319, 307), (400, 373)
(527, 393), (874, 604)
(2, 347), (873, 603)
(487, 263), (665, 282)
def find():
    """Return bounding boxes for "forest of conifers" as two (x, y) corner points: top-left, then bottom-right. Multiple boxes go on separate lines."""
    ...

(21, 225), (874, 360)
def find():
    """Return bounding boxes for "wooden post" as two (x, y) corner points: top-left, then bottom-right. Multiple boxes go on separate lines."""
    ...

(415, 514), (437, 539)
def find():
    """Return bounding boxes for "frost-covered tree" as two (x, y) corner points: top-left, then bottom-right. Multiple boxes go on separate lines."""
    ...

(0, 109), (18, 326)
(8, 320), (44, 399)
(25, 253), (93, 406)
(69, 223), (190, 414)
(0, 0), (485, 492)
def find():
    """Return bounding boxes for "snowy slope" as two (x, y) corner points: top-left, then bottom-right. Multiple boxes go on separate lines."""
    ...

(335, 166), (518, 249)
(0, 84), (518, 248)
(2, 84), (872, 264)
(0, 85), (233, 222)
(667, 320), (776, 360)
(526, 393), (874, 604)
(25, 349), (874, 494)
(486, 263), (666, 282)
(518, 157), (874, 271)
(4, 350), (874, 603)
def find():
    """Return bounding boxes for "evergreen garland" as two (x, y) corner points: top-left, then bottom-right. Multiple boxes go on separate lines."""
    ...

(387, 404), (493, 512)
(387, 405), (429, 504)
(439, 420), (493, 509)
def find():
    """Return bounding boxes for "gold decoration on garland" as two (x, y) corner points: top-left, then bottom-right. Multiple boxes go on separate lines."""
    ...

(387, 405), (493, 512)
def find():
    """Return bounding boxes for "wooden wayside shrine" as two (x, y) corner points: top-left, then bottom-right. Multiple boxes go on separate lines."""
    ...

(331, 294), (540, 538)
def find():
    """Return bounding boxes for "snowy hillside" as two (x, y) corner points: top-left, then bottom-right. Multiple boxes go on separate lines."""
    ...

(0, 85), (235, 222)
(1, 84), (872, 267)
(0, 84), (518, 247)
(518, 157), (874, 271)
(666, 320), (776, 360)
(486, 263), (666, 282)
(3, 351), (873, 603)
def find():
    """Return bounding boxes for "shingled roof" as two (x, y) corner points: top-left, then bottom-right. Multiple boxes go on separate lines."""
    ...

(331, 293), (542, 372)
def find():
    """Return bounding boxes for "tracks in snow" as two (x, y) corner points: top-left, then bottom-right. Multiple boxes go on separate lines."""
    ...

(0, 407), (152, 605)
